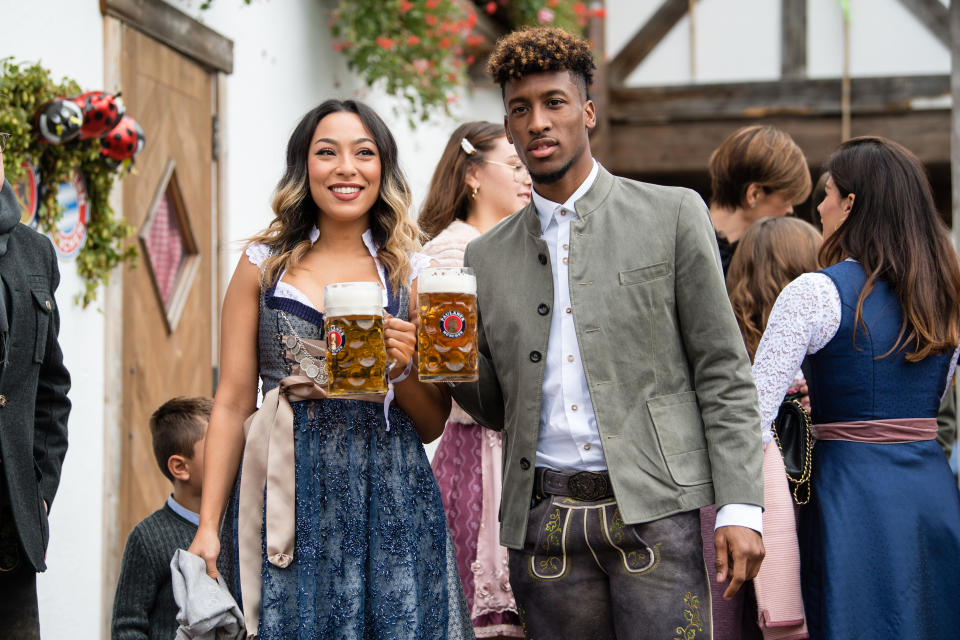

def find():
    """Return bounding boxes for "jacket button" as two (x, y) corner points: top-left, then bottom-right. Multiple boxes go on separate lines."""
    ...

(529, 351), (542, 363)
(0, 395), (6, 407)
(537, 303), (549, 316)
(538, 253), (547, 265)
(520, 458), (530, 470)
(45, 300), (52, 310)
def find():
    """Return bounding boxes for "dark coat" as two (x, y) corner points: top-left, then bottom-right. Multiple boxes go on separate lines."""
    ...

(0, 181), (71, 572)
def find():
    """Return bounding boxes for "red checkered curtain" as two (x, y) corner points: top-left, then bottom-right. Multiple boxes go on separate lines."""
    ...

(144, 191), (185, 305)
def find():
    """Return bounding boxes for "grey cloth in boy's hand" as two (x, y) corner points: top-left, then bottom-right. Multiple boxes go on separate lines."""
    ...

(170, 549), (244, 640)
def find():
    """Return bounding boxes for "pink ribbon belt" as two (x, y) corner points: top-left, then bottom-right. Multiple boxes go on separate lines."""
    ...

(812, 418), (938, 443)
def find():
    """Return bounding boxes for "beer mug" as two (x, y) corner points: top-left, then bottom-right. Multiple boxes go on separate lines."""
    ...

(417, 266), (479, 382)
(324, 282), (389, 398)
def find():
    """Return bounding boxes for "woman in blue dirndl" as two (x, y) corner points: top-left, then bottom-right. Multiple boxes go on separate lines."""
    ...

(188, 100), (474, 639)
(750, 136), (960, 639)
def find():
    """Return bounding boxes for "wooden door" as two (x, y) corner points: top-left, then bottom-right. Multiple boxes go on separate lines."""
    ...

(119, 24), (216, 539)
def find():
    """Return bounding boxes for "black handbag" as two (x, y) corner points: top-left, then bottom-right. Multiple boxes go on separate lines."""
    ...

(771, 398), (814, 505)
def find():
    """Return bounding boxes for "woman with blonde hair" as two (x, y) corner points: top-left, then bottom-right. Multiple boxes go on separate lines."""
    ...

(188, 100), (473, 639)
(419, 121), (530, 639)
(753, 137), (960, 638)
(722, 216), (822, 640)
(709, 124), (813, 274)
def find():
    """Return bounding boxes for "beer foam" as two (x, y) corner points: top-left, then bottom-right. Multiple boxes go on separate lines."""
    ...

(418, 267), (476, 295)
(324, 281), (383, 317)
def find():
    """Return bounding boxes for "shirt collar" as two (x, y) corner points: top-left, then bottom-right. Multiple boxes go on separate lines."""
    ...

(533, 159), (599, 233)
(167, 495), (200, 526)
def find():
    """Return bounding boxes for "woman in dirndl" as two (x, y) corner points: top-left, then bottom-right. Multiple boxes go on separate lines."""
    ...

(750, 136), (960, 639)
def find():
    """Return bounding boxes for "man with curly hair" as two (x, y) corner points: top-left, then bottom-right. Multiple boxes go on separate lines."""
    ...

(450, 27), (765, 639)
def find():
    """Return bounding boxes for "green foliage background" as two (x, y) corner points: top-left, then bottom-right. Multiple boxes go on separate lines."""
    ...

(0, 59), (137, 307)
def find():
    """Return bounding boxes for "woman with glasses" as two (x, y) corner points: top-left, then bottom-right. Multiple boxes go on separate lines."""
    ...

(418, 121), (531, 639)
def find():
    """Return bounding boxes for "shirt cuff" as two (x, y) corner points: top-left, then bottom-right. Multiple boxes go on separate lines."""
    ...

(714, 503), (763, 536)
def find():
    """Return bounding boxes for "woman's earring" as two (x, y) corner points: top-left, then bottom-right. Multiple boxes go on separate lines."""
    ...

(471, 185), (479, 200)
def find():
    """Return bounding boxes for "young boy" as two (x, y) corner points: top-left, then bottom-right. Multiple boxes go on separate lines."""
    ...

(112, 397), (212, 640)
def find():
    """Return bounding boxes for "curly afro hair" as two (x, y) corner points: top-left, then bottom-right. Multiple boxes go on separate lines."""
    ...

(487, 27), (596, 99)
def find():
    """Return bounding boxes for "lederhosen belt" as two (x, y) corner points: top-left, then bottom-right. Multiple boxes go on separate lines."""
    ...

(534, 468), (614, 502)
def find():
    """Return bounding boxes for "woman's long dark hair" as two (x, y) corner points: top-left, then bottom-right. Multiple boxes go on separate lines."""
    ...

(418, 121), (505, 241)
(249, 99), (418, 291)
(820, 136), (960, 361)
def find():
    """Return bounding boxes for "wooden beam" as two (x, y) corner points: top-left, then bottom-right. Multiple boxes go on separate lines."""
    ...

(605, 110), (950, 177)
(895, 0), (950, 49)
(100, 0), (234, 74)
(781, 0), (807, 79)
(609, 75), (950, 124)
(607, 0), (687, 87)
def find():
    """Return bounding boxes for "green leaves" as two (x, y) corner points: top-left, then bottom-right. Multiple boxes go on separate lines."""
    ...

(0, 58), (137, 307)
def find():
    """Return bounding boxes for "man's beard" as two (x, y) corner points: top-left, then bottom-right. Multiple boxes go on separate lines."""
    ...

(529, 154), (577, 184)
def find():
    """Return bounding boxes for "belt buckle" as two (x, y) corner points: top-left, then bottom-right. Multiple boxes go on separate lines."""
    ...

(567, 471), (608, 501)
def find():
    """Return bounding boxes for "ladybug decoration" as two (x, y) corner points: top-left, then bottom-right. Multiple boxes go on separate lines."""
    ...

(35, 99), (84, 144)
(100, 115), (146, 167)
(71, 91), (125, 140)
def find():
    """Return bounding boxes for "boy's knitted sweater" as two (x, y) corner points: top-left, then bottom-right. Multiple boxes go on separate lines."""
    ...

(112, 502), (197, 640)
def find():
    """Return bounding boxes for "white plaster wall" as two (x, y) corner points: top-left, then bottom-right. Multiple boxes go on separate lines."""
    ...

(608, 0), (949, 87)
(2, 2), (108, 639)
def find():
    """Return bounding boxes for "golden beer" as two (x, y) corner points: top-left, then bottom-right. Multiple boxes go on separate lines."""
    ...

(324, 282), (389, 398)
(418, 267), (478, 382)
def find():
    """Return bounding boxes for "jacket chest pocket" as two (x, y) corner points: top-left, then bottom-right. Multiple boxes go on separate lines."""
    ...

(31, 288), (53, 363)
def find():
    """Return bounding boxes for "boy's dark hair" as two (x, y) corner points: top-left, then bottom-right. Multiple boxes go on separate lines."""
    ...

(487, 27), (597, 100)
(149, 397), (212, 482)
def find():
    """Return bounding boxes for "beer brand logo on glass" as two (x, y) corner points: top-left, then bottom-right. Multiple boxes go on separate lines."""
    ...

(440, 310), (466, 338)
(327, 326), (346, 354)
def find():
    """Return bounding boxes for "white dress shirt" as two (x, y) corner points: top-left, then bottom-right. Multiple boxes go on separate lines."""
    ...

(531, 160), (762, 534)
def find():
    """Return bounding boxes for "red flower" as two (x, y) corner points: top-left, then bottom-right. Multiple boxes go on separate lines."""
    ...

(425, 0), (439, 7)
(465, 33), (485, 47)
(399, 0), (413, 12)
(465, 54), (476, 66)
(547, 0), (558, 5)
(447, 72), (458, 82)
(376, 36), (394, 49)
(425, 13), (438, 25)
(591, 7), (606, 18)
(573, 2), (586, 14)
(467, 12), (477, 28)
(407, 35), (421, 46)
(439, 36), (451, 49)
(485, 1), (497, 14)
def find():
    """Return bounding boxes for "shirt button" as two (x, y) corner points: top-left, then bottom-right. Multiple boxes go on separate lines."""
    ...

(45, 300), (52, 310)
(562, 257), (568, 264)
(583, 443), (591, 451)
(537, 303), (550, 316)
(538, 253), (548, 265)
(560, 209), (567, 216)
(520, 458), (531, 470)
(565, 307), (572, 314)
(567, 354), (574, 362)
(571, 404), (578, 411)
(529, 351), (542, 363)
(563, 243), (569, 250)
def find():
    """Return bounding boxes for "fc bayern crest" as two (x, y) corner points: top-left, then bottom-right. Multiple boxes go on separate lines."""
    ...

(13, 160), (39, 227)
(50, 169), (89, 260)
(327, 326), (346, 354)
(440, 310), (466, 338)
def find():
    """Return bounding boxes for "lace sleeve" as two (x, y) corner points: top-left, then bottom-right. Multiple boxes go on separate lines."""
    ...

(752, 273), (841, 443)
(408, 251), (432, 286)
(245, 242), (270, 269)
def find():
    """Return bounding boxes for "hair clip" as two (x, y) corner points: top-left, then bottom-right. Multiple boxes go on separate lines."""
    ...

(460, 137), (477, 155)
